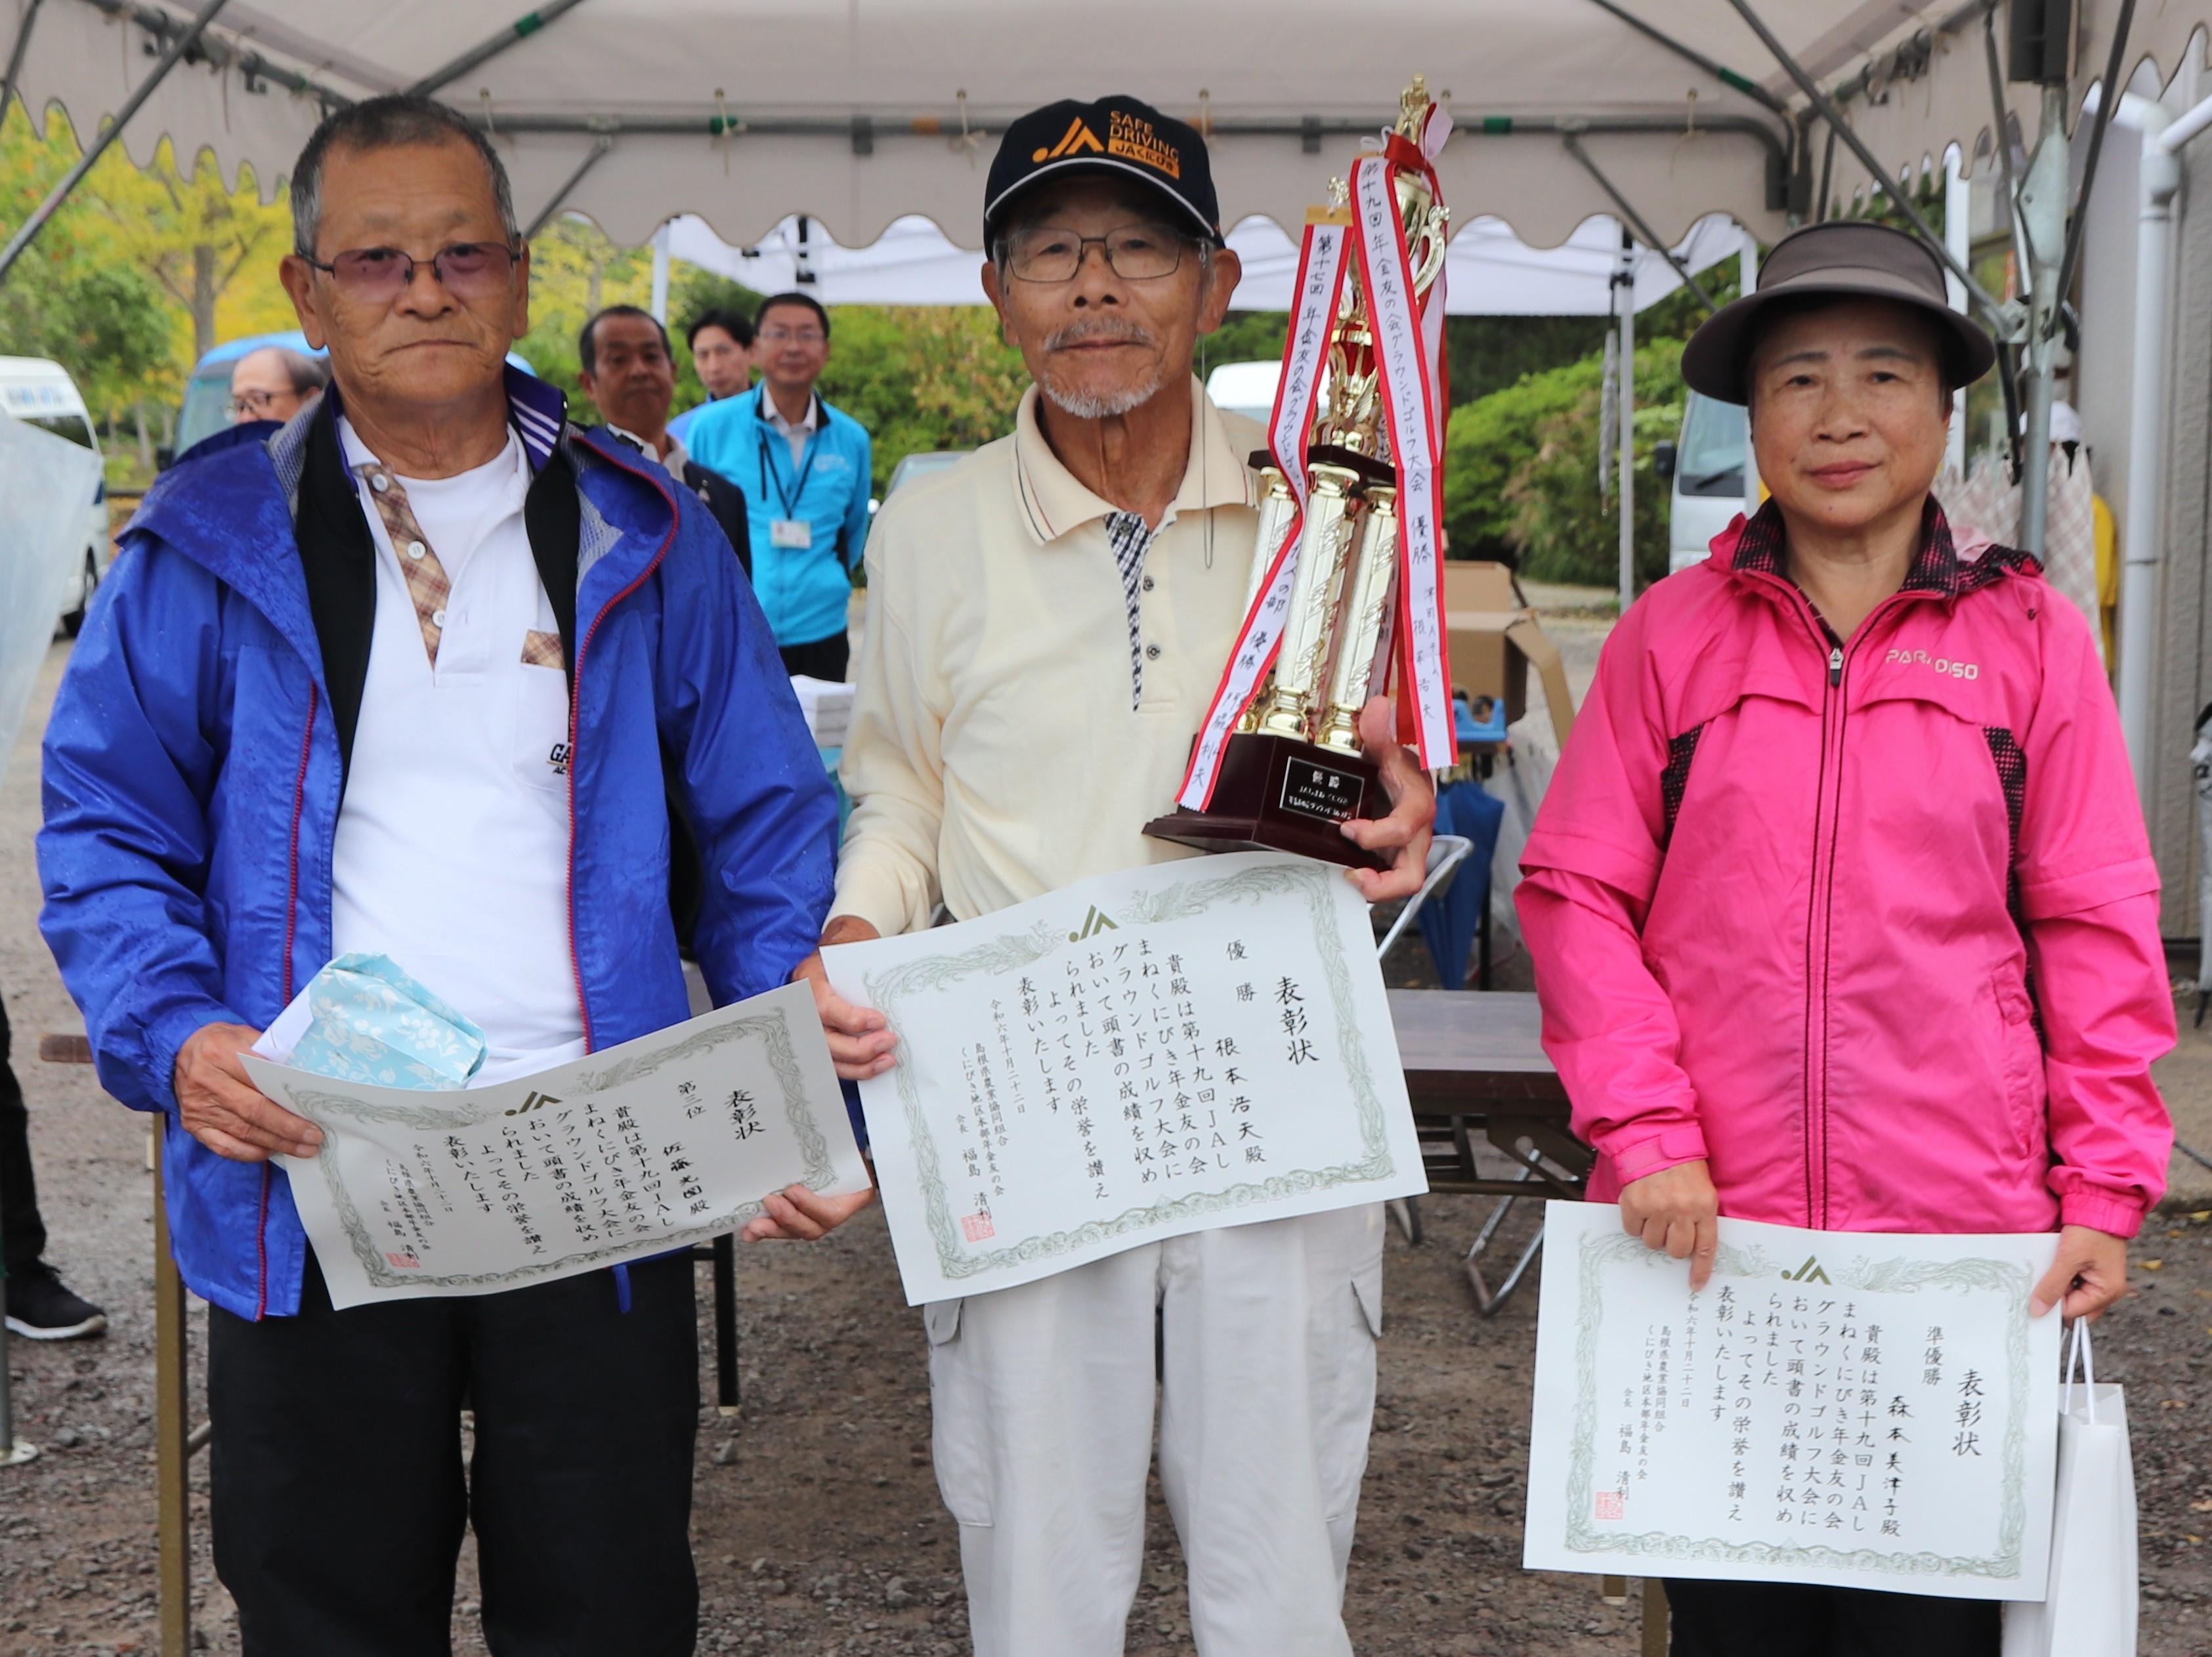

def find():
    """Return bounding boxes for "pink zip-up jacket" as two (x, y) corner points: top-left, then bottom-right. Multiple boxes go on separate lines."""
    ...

(1517, 499), (2173, 1239)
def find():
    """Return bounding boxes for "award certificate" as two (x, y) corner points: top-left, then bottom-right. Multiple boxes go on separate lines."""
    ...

(244, 982), (867, 1308)
(822, 851), (1427, 1305)
(1524, 1202), (2062, 1600)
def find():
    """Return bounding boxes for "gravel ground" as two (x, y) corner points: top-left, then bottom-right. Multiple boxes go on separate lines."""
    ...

(5, 626), (2211, 1657)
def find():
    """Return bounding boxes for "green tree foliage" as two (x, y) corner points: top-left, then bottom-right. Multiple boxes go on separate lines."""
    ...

(0, 251), (171, 413)
(0, 108), (192, 420)
(1199, 309), (1288, 374)
(817, 305), (1031, 492)
(1444, 339), (1688, 587)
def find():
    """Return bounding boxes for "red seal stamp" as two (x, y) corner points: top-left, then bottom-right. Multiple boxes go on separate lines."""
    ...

(960, 1212), (995, 1242)
(386, 1251), (421, 1270)
(1594, 1490), (1625, 1521)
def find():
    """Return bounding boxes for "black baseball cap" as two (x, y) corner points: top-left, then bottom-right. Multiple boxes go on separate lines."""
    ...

(985, 95), (1221, 246)
(1681, 221), (1996, 404)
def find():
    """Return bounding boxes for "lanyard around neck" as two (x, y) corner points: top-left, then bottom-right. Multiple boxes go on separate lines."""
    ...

(756, 389), (820, 518)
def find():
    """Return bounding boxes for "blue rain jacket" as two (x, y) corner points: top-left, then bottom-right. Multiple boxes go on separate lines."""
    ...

(683, 389), (872, 649)
(37, 389), (838, 1319)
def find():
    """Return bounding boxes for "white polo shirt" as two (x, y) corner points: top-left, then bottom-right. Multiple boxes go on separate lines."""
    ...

(329, 418), (585, 1082)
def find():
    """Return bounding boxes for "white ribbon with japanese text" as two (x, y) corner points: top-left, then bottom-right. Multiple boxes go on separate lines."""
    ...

(1177, 219), (1349, 808)
(1350, 151), (1454, 769)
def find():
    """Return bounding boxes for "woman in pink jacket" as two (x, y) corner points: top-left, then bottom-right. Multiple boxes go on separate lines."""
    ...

(1518, 221), (2174, 1656)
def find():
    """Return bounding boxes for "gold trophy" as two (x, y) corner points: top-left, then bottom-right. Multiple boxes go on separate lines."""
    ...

(1145, 80), (1449, 869)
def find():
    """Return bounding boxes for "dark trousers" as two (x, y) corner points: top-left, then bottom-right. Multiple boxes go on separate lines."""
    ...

(209, 1251), (700, 1657)
(1666, 1578), (2001, 1657)
(778, 632), (849, 683)
(0, 997), (48, 1281)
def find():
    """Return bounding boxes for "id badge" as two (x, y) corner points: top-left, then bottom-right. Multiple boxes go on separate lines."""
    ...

(769, 518), (813, 549)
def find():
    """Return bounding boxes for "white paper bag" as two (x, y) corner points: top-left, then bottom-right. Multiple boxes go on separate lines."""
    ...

(2003, 1321), (2137, 1657)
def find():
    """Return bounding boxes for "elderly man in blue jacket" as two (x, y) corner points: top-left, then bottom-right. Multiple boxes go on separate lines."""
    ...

(36, 95), (835, 1657)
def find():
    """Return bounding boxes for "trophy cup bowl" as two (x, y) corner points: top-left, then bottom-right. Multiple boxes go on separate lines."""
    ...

(1143, 444), (1397, 871)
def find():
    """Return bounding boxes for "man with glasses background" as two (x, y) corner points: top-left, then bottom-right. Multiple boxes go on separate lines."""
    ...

(226, 343), (328, 425)
(685, 291), (873, 681)
(763, 95), (1434, 1657)
(37, 94), (836, 1655)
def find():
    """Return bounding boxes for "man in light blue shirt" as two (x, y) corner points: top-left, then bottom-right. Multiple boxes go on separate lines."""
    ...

(684, 291), (872, 679)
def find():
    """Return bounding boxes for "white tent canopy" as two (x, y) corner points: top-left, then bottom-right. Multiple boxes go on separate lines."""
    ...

(9, 0), (2192, 257)
(664, 209), (1749, 315)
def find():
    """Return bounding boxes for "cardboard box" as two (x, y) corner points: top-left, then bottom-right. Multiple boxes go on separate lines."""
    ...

(1439, 561), (1575, 749)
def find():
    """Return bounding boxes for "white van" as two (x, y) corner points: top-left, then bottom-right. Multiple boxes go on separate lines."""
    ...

(0, 356), (112, 634)
(1205, 359), (1281, 427)
(1657, 390), (1751, 573)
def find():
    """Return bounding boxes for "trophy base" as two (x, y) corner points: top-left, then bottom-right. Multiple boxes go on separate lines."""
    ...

(1143, 731), (1389, 871)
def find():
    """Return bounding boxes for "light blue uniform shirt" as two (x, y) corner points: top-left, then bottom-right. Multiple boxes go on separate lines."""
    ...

(685, 388), (873, 649)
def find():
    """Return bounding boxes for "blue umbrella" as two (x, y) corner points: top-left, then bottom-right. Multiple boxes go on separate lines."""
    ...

(1420, 778), (1505, 990)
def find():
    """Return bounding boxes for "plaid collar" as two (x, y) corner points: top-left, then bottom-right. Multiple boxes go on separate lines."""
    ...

(1724, 495), (2035, 599)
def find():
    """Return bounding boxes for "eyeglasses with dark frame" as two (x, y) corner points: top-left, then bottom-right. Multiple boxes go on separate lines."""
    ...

(228, 388), (292, 421)
(298, 241), (523, 301)
(1001, 222), (1189, 284)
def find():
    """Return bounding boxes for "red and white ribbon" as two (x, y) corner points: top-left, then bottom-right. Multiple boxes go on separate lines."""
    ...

(1351, 151), (1454, 769)
(1176, 218), (1349, 809)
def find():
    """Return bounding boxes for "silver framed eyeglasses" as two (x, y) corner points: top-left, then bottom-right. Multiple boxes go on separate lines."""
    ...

(1002, 222), (1188, 284)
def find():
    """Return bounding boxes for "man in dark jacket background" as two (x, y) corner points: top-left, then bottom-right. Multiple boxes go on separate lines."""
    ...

(36, 95), (836, 1656)
(578, 303), (754, 576)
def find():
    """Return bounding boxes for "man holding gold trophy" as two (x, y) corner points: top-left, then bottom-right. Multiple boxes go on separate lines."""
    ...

(772, 89), (1445, 1656)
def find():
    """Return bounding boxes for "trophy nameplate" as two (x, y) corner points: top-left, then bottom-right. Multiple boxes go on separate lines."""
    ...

(1145, 733), (1388, 871)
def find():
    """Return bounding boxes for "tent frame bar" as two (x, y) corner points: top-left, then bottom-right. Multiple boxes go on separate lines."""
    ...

(0, 0), (229, 284)
(2048, 0), (2135, 337)
(0, 0), (47, 135)
(68, 0), (351, 112)
(522, 131), (612, 238)
(1578, 0), (1791, 119)
(1724, 0), (2012, 331)
(1828, 0), (1999, 111)
(1562, 131), (1718, 314)
(410, 0), (593, 98)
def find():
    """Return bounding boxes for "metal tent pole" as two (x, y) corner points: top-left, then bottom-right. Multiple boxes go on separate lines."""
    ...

(0, 0), (47, 137)
(408, 0), (593, 97)
(2014, 84), (2068, 559)
(1944, 149), (1972, 480)
(2049, 0), (2137, 322)
(520, 133), (612, 240)
(649, 221), (670, 324)
(1740, 228), (1762, 521)
(2111, 91), (2212, 789)
(1723, 0), (2009, 330)
(0, 0), (231, 283)
(1577, 0), (1793, 119)
(1562, 133), (1719, 314)
(1617, 228), (1636, 613)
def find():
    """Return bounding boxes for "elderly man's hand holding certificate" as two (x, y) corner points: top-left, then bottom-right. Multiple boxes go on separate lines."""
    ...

(801, 851), (1428, 1304)
(240, 955), (870, 1308)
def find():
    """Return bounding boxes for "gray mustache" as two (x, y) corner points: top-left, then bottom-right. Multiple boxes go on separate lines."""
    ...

(1044, 320), (1158, 353)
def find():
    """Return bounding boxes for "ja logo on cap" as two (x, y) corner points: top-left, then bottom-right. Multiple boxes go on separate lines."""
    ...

(1033, 118), (1107, 163)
